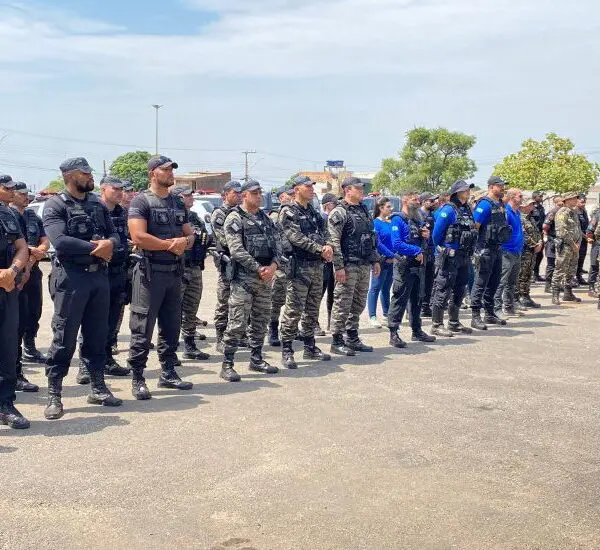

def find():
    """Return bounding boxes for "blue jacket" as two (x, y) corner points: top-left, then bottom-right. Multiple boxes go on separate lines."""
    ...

(432, 203), (459, 251)
(373, 218), (395, 258)
(502, 203), (524, 254)
(390, 214), (422, 257)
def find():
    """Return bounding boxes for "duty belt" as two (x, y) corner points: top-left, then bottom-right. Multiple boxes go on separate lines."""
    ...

(295, 259), (322, 268)
(108, 263), (127, 275)
(57, 260), (104, 273)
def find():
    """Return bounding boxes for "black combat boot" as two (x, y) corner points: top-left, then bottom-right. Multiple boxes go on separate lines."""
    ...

(88, 370), (123, 407)
(22, 335), (47, 363)
(0, 401), (30, 429)
(281, 341), (298, 369)
(215, 328), (225, 353)
(551, 289), (561, 305)
(470, 310), (487, 331)
(268, 321), (281, 347)
(411, 329), (436, 342)
(520, 295), (541, 309)
(345, 330), (373, 352)
(44, 378), (64, 420)
(484, 311), (507, 325)
(535, 273), (545, 282)
(544, 281), (552, 293)
(16, 373), (39, 392)
(431, 306), (453, 337)
(314, 323), (326, 337)
(389, 329), (407, 349)
(330, 333), (356, 356)
(562, 286), (581, 303)
(75, 361), (91, 385)
(131, 368), (152, 400)
(183, 336), (210, 360)
(249, 347), (279, 374)
(577, 274), (588, 286)
(105, 357), (131, 376)
(420, 304), (433, 318)
(303, 336), (331, 361)
(158, 367), (193, 390)
(447, 304), (473, 334)
(220, 348), (241, 382)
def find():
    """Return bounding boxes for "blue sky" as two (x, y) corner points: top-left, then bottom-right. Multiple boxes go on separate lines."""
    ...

(1, 0), (599, 190)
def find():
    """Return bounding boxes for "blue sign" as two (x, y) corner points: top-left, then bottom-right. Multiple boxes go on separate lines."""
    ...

(326, 160), (345, 168)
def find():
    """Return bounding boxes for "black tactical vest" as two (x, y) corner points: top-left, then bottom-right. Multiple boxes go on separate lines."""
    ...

(285, 202), (326, 261)
(0, 205), (21, 268)
(399, 212), (423, 247)
(340, 202), (377, 263)
(186, 210), (208, 269)
(477, 197), (512, 247)
(212, 204), (234, 256)
(22, 208), (42, 247)
(444, 201), (477, 253)
(108, 203), (129, 267)
(143, 192), (186, 262)
(59, 192), (109, 242)
(237, 207), (277, 266)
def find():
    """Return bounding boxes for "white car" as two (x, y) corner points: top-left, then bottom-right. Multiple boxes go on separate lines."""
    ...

(27, 199), (55, 257)
(191, 198), (215, 235)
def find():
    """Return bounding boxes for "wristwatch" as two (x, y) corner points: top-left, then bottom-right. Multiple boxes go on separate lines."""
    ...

(10, 265), (20, 276)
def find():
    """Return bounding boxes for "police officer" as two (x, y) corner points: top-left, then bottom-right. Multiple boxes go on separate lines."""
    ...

(211, 180), (242, 353)
(127, 156), (195, 400)
(430, 180), (477, 337)
(220, 179), (281, 382)
(268, 185), (294, 347)
(575, 193), (589, 286)
(319, 193), (338, 333)
(530, 191), (546, 281)
(470, 176), (512, 330)
(417, 192), (439, 318)
(10, 183), (49, 392)
(328, 177), (380, 356)
(0, 175), (31, 429)
(42, 158), (122, 420)
(586, 204), (600, 298)
(542, 196), (564, 293)
(387, 191), (436, 347)
(170, 185), (210, 361)
(279, 175), (332, 369)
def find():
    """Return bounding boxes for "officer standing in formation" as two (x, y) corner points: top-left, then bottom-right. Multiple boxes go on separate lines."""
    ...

(278, 175), (333, 369)
(429, 180), (477, 337)
(328, 177), (380, 356)
(517, 197), (543, 309)
(530, 191), (546, 282)
(542, 195), (563, 292)
(11, 183), (49, 392)
(586, 204), (600, 298)
(551, 192), (583, 305)
(417, 192), (438, 318)
(211, 180), (242, 353)
(0, 175), (31, 429)
(220, 179), (281, 382)
(470, 176), (512, 330)
(575, 193), (589, 286)
(319, 193), (338, 333)
(42, 158), (122, 420)
(170, 185), (211, 361)
(386, 191), (435, 347)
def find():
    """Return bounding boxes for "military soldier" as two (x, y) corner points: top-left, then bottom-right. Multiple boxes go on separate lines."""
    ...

(328, 177), (380, 356)
(542, 195), (564, 293)
(517, 197), (543, 309)
(0, 175), (31, 429)
(211, 180), (242, 353)
(170, 185), (210, 361)
(268, 185), (293, 347)
(127, 156), (195, 400)
(551, 192), (583, 305)
(43, 158), (122, 419)
(586, 205), (600, 298)
(429, 180), (477, 337)
(387, 191), (436, 347)
(279, 176), (332, 369)
(530, 191), (546, 281)
(220, 179), (281, 382)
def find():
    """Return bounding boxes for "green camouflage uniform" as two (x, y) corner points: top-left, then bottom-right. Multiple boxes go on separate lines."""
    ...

(211, 204), (235, 332)
(269, 210), (288, 324)
(517, 211), (541, 299)
(552, 205), (582, 291)
(223, 207), (281, 350)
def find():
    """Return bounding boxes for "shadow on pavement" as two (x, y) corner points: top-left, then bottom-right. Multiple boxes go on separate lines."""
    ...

(194, 379), (280, 395)
(68, 393), (205, 415)
(261, 361), (346, 379)
(513, 320), (565, 328)
(26, 415), (130, 437)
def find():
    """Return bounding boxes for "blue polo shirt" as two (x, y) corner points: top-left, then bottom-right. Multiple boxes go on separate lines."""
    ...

(390, 214), (422, 257)
(502, 203), (524, 254)
(373, 218), (395, 258)
(432, 203), (458, 251)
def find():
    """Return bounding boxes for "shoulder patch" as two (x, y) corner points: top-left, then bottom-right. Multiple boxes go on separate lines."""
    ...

(476, 207), (484, 213)
(440, 212), (448, 218)
(329, 211), (344, 225)
(229, 220), (241, 233)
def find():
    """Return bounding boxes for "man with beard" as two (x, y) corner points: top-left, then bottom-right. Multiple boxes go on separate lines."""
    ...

(42, 158), (122, 419)
(542, 195), (564, 293)
(126, 156), (195, 400)
(530, 191), (546, 281)
(470, 176), (512, 330)
(417, 192), (438, 318)
(387, 191), (436, 348)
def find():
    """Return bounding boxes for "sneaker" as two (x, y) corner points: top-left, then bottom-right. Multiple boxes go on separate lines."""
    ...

(369, 317), (382, 328)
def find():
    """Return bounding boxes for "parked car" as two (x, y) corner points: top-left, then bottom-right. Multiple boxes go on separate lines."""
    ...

(193, 193), (222, 209)
(26, 199), (54, 257)
(191, 198), (215, 235)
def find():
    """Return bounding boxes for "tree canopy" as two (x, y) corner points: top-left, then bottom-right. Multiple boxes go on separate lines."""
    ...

(47, 177), (65, 192)
(109, 151), (152, 190)
(494, 133), (599, 193)
(373, 127), (477, 194)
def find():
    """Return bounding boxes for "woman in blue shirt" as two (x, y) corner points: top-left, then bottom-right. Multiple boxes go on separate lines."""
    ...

(368, 197), (395, 327)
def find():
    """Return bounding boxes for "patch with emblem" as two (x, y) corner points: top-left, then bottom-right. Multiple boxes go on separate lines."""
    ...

(230, 221), (241, 233)
(441, 212), (448, 218)
(476, 207), (484, 213)
(215, 215), (225, 227)
(329, 211), (343, 225)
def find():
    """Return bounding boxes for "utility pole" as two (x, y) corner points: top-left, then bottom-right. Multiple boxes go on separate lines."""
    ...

(242, 150), (256, 181)
(103, 160), (107, 176)
(152, 104), (163, 155)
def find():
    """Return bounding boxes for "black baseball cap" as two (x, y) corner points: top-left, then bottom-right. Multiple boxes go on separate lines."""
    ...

(449, 180), (475, 195)
(223, 180), (242, 193)
(148, 155), (178, 171)
(488, 175), (507, 187)
(100, 175), (125, 188)
(241, 179), (262, 193)
(341, 177), (364, 189)
(0, 174), (16, 188)
(60, 157), (93, 174)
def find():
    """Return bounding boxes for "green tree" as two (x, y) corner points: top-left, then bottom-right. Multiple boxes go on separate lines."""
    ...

(47, 177), (65, 192)
(373, 127), (477, 194)
(109, 151), (152, 190)
(494, 133), (599, 193)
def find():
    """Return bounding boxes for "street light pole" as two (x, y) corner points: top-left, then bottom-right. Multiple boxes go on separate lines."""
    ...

(152, 104), (163, 155)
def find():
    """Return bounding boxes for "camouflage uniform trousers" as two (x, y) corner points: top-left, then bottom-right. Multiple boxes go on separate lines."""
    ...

(223, 272), (272, 351)
(214, 271), (231, 332)
(330, 263), (371, 335)
(280, 262), (323, 342)
(552, 245), (578, 291)
(517, 248), (535, 298)
(270, 269), (288, 323)
(180, 265), (203, 338)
